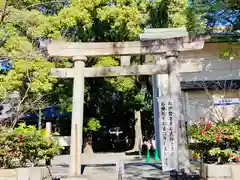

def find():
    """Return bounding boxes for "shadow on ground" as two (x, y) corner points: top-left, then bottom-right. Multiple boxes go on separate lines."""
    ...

(58, 162), (162, 172)
(54, 162), (200, 180)
(170, 172), (200, 180)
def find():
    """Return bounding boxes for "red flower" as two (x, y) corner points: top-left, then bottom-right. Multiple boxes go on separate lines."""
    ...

(18, 135), (23, 139)
(236, 157), (240, 161)
(17, 141), (22, 145)
(216, 135), (220, 141)
(207, 123), (212, 127)
(218, 130), (222, 133)
(231, 154), (235, 158)
(201, 130), (206, 136)
(228, 136), (231, 140)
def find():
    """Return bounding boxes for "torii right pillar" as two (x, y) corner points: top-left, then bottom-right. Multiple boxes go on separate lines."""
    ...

(166, 51), (190, 173)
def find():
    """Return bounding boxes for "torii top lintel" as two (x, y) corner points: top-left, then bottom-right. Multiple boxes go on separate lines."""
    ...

(47, 36), (209, 57)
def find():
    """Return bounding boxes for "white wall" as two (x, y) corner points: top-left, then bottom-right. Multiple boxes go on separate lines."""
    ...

(184, 91), (240, 124)
(179, 50), (240, 82)
(178, 47), (240, 123)
(153, 48), (240, 83)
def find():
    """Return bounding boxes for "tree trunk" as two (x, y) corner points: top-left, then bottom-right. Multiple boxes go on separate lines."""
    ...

(83, 133), (94, 154)
(128, 110), (143, 153)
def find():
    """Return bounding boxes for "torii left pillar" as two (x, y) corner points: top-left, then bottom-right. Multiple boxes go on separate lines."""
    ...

(69, 56), (87, 178)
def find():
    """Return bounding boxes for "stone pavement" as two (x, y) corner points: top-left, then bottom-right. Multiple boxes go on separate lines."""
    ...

(51, 153), (135, 166)
(51, 153), (200, 180)
(53, 163), (171, 180)
(51, 153), (169, 179)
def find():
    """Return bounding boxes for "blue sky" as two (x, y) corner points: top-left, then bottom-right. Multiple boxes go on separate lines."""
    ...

(211, 10), (238, 26)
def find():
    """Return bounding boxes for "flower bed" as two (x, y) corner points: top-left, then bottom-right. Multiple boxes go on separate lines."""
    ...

(0, 123), (62, 180)
(187, 116), (240, 180)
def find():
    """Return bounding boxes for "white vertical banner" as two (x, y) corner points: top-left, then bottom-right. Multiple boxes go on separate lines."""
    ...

(158, 96), (178, 171)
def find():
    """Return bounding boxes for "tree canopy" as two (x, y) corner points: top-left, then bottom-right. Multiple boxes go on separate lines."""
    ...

(0, 0), (238, 132)
(190, 0), (240, 33)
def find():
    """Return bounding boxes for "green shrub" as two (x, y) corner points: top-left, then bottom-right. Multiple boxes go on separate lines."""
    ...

(187, 117), (240, 164)
(0, 127), (21, 168)
(0, 123), (62, 168)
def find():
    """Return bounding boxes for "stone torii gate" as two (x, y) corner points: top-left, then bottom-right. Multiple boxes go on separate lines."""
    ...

(47, 29), (207, 178)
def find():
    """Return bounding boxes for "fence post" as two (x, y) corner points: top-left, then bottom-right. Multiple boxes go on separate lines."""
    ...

(45, 122), (52, 166)
(116, 160), (124, 180)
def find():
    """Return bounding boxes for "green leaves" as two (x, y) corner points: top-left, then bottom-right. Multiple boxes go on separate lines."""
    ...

(188, 119), (240, 164)
(94, 57), (119, 67)
(209, 148), (232, 157)
(84, 118), (101, 132)
(93, 57), (135, 92)
(97, 5), (143, 40)
(0, 123), (62, 167)
(0, 59), (55, 98)
(1, 0), (213, 133)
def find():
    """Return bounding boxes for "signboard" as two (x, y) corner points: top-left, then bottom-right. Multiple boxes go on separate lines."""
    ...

(214, 98), (240, 106)
(158, 96), (178, 171)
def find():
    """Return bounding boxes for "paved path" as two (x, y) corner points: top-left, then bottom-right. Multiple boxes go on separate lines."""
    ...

(51, 153), (200, 179)
(51, 153), (170, 179)
(52, 153), (137, 165)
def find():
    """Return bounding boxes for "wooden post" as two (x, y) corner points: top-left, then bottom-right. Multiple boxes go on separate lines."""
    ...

(69, 56), (86, 177)
(45, 122), (52, 166)
(116, 160), (124, 180)
(166, 51), (190, 173)
(45, 122), (52, 138)
(38, 107), (42, 130)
